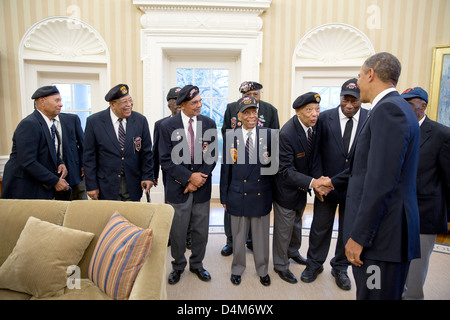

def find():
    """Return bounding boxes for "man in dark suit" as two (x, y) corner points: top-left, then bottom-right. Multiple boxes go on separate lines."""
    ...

(304, 79), (368, 289)
(159, 85), (217, 285)
(400, 87), (450, 300)
(220, 96), (273, 287)
(272, 92), (333, 284)
(1, 86), (69, 199)
(83, 84), (154, 201)
(331, 52), (421, 300)
(54, 112), (87, 200)
(221, 81), (280, 256)
(152, 87), (181, 190)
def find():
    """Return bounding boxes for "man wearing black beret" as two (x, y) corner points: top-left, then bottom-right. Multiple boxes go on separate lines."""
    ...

(158, 85), (218, 285)
(220, 81), (280, 256)
(2, 85), (70, 199)
(83, 84), (154, 201)
(272, 92), (333, 284)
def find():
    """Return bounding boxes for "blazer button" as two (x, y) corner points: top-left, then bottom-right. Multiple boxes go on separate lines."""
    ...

(244, 193), (247, 196)
(117, 175), (121, 178)
(244, 180), (247, 183)
(122, 157), (125, 160)
(257, 179), (260, 182)
(258, 193), (261, 196)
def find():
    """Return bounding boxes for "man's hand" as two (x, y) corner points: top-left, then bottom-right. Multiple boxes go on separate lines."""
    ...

(345, 238), (364, 267)
(183, 182), (198, 194)
(87, 189), (99, 200)
(189, 172), (208, 188)
(141, 180), (154, 193)
(54, 177), (69, 192)
(311, 176), (334, 201)
(57, 164), (68, 179)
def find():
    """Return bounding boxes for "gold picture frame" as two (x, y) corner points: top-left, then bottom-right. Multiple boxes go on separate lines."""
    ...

(428, 45), (450, 126)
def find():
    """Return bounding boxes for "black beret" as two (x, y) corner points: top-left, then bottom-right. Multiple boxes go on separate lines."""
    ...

(239, 81), (263, 94)
(31, 86), (60, 99)
(293, 92), (321, 109)
(167, 87), (182, 101)
(176, 85), (200, 105)
(237, 96), (258, 113)
(340, 79), (360, 98)
(105, 84), (129, 102)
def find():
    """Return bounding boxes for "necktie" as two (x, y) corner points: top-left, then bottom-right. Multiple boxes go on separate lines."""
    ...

(118, 118), (126, 150)
(246, 131), (255, 162)
(307, 127), (313, 155)
(188, 118), (195, 163)
(118, 119), (126, 174)
(51, 119), (59, 157)
(343, 117), (353, 154)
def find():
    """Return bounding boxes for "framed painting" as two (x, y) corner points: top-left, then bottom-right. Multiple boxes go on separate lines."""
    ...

(429, 45), (450, 127)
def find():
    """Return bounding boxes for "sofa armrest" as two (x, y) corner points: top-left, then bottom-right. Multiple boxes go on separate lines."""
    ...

(128, 204), (174, 300)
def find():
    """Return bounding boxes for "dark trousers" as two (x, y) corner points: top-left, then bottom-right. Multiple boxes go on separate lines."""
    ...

(352, 259), (410, 300)
(306, 197), (349, 271)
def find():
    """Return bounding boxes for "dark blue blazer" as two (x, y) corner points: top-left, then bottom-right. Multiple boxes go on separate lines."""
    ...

(2, 110), (63, 199)
(152, 116), (170, 183)
(313, 106), (369, 202)
(220, 127), (273, 217)
(273, 115), (320, 210)
(83, 108), (154, 201)
(59, 113), (84, 187)
(159, 113), (217, 204)
(333, 91), (421, 262)
(416, 117), (450, 234)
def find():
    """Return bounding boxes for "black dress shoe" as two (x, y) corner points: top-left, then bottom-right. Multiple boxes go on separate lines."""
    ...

(190, 267), (211, 282)
(221, 245), (233, 256)
(289, 255), (307, 265)
(186, 238), (192, 250)
(230, 274), (241, 285)
(246, 242), (253, 251)
(168, 269), (184, 285)
(260, 274), (271, 286)
(274, 269), (298, 284)
(300, 266), (324, 283)
(331, 269), (351, 290)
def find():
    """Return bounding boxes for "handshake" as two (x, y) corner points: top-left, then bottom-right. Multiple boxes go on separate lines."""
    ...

(311, 176), (334, 202)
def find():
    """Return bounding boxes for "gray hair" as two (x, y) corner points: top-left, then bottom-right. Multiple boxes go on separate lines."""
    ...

(363, 52), (402, 87)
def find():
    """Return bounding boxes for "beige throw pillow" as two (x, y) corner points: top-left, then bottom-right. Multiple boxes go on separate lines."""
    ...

(0, 216), (95, 298)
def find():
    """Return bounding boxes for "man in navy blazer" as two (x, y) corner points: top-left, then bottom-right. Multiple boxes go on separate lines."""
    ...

(401, 87), (450, 300)
(83, 84), (154, 201)
(2, 86), (69, 199)
(332, 52), (421, 300)
(272, 92), (332, 284)
(220, 96), (273, 286)
(54, 112), (87, 200)
(159, 85), (217, 285)
(305, 79), (368, 290)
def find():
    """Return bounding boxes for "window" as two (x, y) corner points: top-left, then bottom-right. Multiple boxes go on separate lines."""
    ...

(53, 83), (92, 130)
(312, 86), (341, 112)
(176, 68), (229, 184)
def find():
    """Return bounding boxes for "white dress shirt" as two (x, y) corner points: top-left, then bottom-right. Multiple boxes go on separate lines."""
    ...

(110, 109), (127, 140)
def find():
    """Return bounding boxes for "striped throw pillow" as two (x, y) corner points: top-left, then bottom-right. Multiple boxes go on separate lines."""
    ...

(88, 212), (153, 300)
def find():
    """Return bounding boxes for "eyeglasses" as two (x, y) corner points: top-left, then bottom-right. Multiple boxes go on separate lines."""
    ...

(115, 98), (133, 106)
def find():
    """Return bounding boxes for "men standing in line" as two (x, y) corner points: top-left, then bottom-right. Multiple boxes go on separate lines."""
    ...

(220, 96), (273, 287)
(221, 81), (280, 256)
(159, 85), (217, 285)
(54, 112), (87, 200)
(83, 84), (154, 201)
(331, 52), (421, 300)
(304, 79), (368, 289)
(401, 87), (450, 300)
(272, 92), (333, 284)
(1, 86), (69, 199)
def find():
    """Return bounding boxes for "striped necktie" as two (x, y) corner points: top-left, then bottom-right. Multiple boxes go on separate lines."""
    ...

(246, 131), (255, 162)
(188, 118), (195, 163)
(307, 127), (313, 155)
(118, 118), (126, 151)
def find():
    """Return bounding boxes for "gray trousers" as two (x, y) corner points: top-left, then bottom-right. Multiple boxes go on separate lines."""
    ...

(272, 201), (304, 271)
(169, 193), (210, 271)
(231, 214), (270, 277)
(403, 234), (436, 300)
